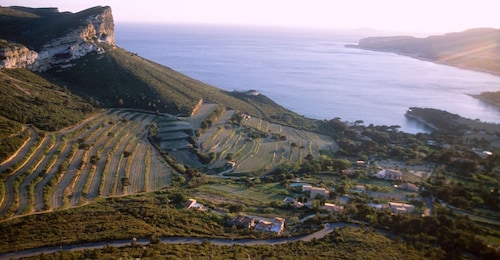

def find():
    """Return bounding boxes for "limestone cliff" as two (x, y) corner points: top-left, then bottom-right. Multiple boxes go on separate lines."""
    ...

(0, 6), (115, 71)
(0, 40), (38, 69)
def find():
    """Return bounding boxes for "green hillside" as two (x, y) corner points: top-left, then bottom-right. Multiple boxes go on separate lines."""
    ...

(43, 45), (317, 128)
(0, 69), (94, 131)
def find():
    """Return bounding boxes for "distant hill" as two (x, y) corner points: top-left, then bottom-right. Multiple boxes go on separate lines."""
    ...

(348, 28), (500, 76)
(0, 5), (315, 131)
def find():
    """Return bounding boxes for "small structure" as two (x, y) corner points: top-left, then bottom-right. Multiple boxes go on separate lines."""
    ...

(302, 185), (330, 199)
(246, 90), (260, 96)
(184, 199), (208, 211)
(388, 202), (415, 213)
(302, 185), (313, 192)
(230, 215), (255, 229)
(322, 203), (344, 213)
(282, 197), (304, 208)
(254, 217), (285, 234)
(376, 169), (403, 181)
(399, 182), (418, 192)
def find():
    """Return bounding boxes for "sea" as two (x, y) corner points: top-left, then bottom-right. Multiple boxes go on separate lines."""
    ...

(115, 23), (500, 133)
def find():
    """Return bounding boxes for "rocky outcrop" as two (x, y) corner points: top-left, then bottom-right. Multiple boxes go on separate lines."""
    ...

(0, 40), (38, 69)
(0, 6), (115, 71)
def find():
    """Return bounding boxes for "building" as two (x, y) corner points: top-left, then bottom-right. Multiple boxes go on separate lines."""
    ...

(302, 185), (330, 199)
(388, 202), (415, 213)
(254, 217), (285, 234)
(376, 169), (403, 180)
(282, 197), (304, 208)
(323, 203), (344, 213)
(399, 182), (418, 192)
(230, 215), (255, 229)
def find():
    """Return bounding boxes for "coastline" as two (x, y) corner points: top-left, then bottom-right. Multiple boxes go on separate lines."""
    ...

(404, 113), (439, 131)
(469, 94), (500, 109)
(345, 44), (500, 77)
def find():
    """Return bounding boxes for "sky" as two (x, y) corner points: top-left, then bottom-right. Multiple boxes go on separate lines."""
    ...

(2, 0), (500, 33)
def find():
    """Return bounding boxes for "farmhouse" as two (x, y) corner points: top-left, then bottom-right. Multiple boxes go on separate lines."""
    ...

(254, 217), (285, 234)
(376, 169), (403, 180)
(302, 185), (330, 199)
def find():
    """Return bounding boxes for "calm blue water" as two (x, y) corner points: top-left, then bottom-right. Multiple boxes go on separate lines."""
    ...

(115, 23), (500, 133)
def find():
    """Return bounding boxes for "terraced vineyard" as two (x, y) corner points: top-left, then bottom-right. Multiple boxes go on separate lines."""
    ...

(197, 110), (338, 175)
(0, 109), (172, 219)
(0, 104), (337, 219)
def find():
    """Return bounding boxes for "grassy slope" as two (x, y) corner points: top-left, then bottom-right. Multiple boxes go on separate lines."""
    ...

(0, 69), (94, 131)
(44, 46), (318, 130)
(0, 116), (27, 162)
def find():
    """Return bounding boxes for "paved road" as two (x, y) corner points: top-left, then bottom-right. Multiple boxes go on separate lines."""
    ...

(0, 223), (351, 259)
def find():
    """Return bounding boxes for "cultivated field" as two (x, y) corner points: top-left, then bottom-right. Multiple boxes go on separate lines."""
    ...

(0, 109), (172, 219)
(0, 104), (338, 219)
(197, 110), (338, 175)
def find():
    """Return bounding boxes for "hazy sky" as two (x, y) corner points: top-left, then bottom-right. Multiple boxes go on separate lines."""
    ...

(2, 0), (500, 33)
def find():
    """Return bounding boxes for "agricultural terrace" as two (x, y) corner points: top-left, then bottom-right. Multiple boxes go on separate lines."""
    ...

(0, 109), (172, 219)
(197, 109), (338, 175)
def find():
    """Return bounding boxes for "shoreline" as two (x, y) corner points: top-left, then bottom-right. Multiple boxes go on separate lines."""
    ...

(404, 113), (439, 131)
(469, 94), (500, 109)
(345, 44), (500, 77)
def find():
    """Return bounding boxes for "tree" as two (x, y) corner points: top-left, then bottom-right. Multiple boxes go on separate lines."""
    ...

(225, 153), (234, 161)
(332, 159), (351, 172)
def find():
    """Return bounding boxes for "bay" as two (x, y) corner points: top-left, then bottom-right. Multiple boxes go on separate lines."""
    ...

(115, 23), (500, 133)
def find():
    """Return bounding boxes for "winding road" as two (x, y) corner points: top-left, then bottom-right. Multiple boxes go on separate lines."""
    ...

(0, 223), (353, 259)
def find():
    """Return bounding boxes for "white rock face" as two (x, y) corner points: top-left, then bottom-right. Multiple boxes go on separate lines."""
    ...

(0, 41), (38, 69)
(0, 6), (115, 71)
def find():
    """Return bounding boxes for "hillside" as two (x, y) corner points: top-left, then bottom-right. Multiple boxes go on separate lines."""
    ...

(0, 5), (331, 219)
(349, 28), (500, 76)
(0, 5), (316, 128)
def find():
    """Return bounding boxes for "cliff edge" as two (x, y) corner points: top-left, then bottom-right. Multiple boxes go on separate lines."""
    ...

(0, 6), (114, 71)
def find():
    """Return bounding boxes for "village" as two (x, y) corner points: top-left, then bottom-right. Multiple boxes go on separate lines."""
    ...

(184, 161), (429, 235)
